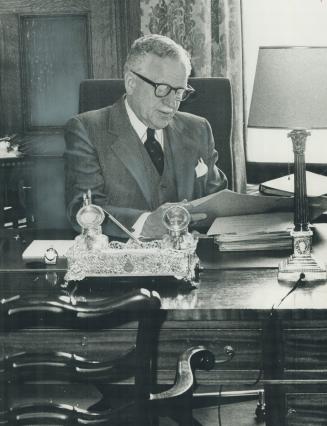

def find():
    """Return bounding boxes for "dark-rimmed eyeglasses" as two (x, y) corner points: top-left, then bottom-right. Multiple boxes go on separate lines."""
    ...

(131, 70), (195, 101)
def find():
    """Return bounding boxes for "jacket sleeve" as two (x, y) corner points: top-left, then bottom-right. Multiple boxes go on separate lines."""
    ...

(204, 118), (228, 194)
(64, 116), (146, 238)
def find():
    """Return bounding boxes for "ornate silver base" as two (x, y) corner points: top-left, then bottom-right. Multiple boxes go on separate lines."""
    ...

(64, 237), (200, 287)
(278, 229), (327, 283)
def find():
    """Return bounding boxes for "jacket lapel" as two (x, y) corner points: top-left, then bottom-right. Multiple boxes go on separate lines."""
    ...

(165, 115), (199, 201)
(106, 99), (153, 207)
(105, 101), (200, 206)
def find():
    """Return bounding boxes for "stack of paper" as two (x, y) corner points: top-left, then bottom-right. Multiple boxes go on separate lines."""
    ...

(207, 212), (294, 251)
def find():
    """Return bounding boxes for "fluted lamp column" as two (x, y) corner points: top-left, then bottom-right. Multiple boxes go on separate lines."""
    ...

(248, 46), (327, 283)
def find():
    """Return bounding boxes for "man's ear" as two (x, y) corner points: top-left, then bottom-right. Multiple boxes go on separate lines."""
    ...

(124, 71), (136, 95)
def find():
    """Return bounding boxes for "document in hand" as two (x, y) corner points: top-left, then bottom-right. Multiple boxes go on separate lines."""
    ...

(188, 189), (327, 225)
(188, 189), (292, 224)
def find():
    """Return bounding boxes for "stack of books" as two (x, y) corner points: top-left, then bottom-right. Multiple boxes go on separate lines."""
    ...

(207, 212), (294, 252)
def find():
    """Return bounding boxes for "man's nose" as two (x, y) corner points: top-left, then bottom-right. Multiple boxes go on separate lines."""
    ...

(162, 90), (179, 108)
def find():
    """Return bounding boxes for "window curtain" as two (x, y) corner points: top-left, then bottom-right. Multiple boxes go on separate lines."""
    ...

(212, 0), (246, 192)
(141, 0), (247, 192)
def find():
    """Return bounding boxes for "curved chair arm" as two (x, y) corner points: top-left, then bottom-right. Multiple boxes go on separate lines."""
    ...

(1, 346), (137, 382)
(150, 346), (215, 401)
(1, 288), (161, 324)
(3, 400), (135, 425)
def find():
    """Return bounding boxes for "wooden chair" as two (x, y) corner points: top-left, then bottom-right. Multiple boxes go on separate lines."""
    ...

(0, 288), (217, 425)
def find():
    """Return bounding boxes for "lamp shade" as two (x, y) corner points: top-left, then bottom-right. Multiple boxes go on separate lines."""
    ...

(248, 46), (327, 129)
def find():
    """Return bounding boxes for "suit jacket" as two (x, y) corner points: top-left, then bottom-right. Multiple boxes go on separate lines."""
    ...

(64, 97), (227, 237)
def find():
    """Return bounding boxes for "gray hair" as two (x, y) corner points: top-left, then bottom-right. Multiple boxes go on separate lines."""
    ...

(124, 34), (192, 76)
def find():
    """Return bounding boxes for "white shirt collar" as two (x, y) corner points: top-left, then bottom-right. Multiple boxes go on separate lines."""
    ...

(124, 98), (163, 147)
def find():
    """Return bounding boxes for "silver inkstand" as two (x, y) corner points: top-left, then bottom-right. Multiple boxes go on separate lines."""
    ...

(64, 191), (200, 286)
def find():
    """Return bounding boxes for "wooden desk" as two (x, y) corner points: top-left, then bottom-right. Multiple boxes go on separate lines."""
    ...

(2, 227), (327, 425)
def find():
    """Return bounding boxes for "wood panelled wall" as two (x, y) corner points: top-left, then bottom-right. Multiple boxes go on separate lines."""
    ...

(0, 0), (141, 137)
(0, 0), (141, 230)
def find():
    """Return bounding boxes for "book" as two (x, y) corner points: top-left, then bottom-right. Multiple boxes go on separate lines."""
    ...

(259, 171), (327, 197)
(207, 212), (293, 252)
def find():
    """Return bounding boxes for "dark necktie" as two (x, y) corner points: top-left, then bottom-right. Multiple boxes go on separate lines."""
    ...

(144, 128), (164, 176)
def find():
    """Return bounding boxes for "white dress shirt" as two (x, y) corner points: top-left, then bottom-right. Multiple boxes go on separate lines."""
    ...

(125, 98), (163, 148)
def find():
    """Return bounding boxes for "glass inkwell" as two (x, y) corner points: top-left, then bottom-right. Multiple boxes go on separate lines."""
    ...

(162, 205), (196, 250)
(75, 191), (108, 251)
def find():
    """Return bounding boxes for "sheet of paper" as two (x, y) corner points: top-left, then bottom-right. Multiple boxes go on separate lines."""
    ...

(189, 189), (327, 224)
(261, 171), (327, 197)
(22, 240), (74, 261)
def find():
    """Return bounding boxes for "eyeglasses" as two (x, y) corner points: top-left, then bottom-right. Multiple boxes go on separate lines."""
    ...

(131, 70), (195, 101)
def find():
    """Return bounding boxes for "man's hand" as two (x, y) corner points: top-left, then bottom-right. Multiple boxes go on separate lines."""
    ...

(141, 203), (176, 239)
(183, 203), (208, 229)
(141, 202), (208, 239)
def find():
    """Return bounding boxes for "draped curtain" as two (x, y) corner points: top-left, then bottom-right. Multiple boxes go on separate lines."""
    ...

(140, 0), (247, 192)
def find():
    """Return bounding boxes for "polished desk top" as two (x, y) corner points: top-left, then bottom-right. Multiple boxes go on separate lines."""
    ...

(1, 226), (327, 313)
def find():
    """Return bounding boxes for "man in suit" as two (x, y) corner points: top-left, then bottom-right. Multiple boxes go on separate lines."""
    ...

(65, 34), (227, 238)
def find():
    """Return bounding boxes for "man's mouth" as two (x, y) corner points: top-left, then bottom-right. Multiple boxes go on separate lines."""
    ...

(158, 110), (174, 118)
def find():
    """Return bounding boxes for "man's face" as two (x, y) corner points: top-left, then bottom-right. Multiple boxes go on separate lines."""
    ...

(125, 54), (188, 129)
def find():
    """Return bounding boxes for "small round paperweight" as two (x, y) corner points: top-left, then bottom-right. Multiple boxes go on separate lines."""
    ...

(44, 247), (58, 265)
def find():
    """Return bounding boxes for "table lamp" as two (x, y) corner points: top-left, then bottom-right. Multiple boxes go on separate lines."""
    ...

(248, 46), (327, 283)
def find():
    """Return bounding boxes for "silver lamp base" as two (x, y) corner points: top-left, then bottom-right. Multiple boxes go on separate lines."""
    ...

(278, 229), (327, 283)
